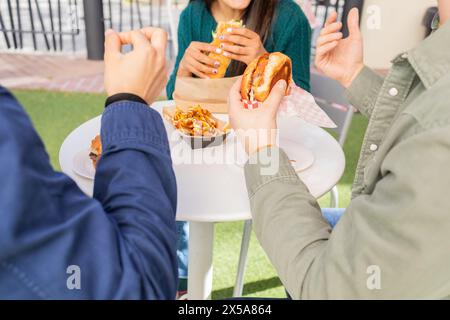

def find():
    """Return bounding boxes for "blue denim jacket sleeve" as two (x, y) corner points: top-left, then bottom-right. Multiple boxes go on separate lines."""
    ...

(0, 86), (178, 299)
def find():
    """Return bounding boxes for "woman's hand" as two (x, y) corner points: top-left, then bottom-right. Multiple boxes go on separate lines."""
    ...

(228, 77), (286, 155)
(178, 41), (222, 78)
(219, 27), (267, 65)
(104, 28), (167, 105)
(315, 8), (364, 88)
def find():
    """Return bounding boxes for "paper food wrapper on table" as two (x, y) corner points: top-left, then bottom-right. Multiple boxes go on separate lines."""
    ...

(173, 76), (240, 114)
(244, 84), (337, 128)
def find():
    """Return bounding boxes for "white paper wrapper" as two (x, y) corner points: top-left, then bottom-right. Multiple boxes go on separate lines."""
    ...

(244, 84), (337, 128)
(279, 84), (336, 128)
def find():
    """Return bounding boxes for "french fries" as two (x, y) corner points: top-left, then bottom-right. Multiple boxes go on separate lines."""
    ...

(172, 106), (219, 137)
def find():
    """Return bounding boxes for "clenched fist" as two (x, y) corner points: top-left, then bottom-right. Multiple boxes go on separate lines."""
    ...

(104, 27), (168, 104)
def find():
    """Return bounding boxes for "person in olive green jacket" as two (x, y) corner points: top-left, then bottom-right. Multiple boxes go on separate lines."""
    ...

(228, 1), (450, 299)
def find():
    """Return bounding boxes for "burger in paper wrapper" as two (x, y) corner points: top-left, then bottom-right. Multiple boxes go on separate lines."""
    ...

(208, 19), (244, 79)
(239, 53), (337, 128)
(173, 20), (244, 113)
(240, 52), (292, 109)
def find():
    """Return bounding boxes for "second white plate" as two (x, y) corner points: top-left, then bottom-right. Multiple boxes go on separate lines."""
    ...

(234, 138), (314, 172)
(73, 149), (96, 180)
(279, 138), (315, 172)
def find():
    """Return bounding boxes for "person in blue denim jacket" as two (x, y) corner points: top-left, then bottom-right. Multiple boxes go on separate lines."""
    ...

(0, 28), (178, 299)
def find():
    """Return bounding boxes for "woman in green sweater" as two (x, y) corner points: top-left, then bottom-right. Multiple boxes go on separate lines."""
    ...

(167, 0), (311, 99)
(168, 0), (311, 297)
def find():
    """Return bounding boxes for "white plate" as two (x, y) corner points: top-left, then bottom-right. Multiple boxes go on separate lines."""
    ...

(279, 139), (315, 172)
(72, 139), (314, 181)
(72, 149), (96, 180)
(234, 137), (314, 172)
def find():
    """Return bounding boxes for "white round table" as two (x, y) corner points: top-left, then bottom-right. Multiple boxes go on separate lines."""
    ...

(59, 100), (345, 300)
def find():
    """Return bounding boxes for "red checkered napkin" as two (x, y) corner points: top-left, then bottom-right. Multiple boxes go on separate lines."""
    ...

(243, 84), (336, 128)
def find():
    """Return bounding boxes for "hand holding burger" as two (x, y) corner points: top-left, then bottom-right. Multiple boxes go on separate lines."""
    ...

(228, 77), (287, 155)
(219, 27), (267, 65)
(228, 52), (292, 155)
(177, 41), (221, 79)
(177, 20), (244, 79)
(240, 52), (292, 104)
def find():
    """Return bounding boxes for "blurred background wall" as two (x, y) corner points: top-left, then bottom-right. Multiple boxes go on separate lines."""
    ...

(361, 0), (438, 69)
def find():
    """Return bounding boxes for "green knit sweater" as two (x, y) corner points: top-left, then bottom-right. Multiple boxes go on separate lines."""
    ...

(166, 0), (311, 99)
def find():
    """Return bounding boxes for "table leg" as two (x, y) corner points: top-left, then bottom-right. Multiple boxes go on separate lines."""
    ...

(188, 221), (214, 300)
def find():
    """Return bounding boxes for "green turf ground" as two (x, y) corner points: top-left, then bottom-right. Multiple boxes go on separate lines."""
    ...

(13, 89), (368, 299)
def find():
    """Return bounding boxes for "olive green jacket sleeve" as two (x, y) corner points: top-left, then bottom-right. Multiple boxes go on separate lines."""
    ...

(246, 22), (450, 299)
(245, 131), (450, 299)
(344, 66), (384, 118)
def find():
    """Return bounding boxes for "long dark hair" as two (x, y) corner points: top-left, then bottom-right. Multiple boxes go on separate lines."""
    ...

(198, 0), (278, 76)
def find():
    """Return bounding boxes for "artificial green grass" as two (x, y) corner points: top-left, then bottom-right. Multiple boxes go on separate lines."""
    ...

(13, 90), (106, 170)
(12, 89), (368, 299)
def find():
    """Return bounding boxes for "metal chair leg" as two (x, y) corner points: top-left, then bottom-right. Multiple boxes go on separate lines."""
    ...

(233, 220), (252, 297)
(330, 185), (339, 208)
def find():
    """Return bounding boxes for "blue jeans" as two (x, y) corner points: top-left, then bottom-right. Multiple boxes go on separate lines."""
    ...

(177, 221), (189, 279)
(176, 208), (345, 280)
(321, 208), (345, 228)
